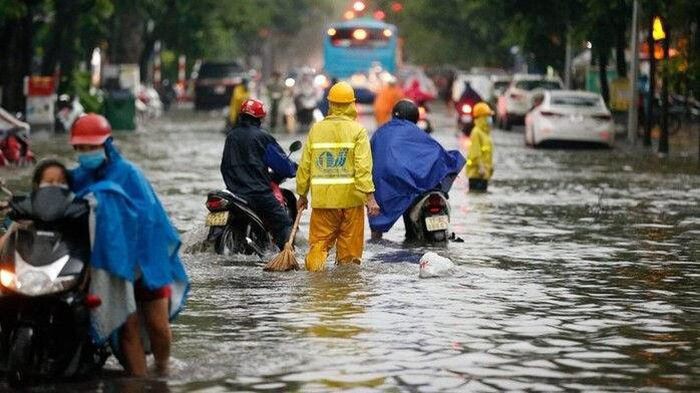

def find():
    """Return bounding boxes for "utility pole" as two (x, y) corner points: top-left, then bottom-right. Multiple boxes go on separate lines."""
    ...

(644, 16), (656, 147)
(564, 26), (573, 89)
(659, 19), (670, 155)
(627, 0), (640, 143)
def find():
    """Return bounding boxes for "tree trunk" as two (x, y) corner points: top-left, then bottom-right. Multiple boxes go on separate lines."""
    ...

(615, 24), (627, 77)
(0, 7), (34, 113)
(598, 48), (610, 104)
(110, 1), (145, 64)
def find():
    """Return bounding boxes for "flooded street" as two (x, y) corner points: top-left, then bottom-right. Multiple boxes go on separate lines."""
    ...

(4, 105), (699, 392)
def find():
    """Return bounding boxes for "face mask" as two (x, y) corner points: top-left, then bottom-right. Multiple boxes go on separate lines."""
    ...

(486, 117), (494, 126)
(78, 150), (106, 170)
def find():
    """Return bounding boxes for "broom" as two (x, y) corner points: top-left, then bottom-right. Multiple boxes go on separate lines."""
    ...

(263, 208), (304, 272)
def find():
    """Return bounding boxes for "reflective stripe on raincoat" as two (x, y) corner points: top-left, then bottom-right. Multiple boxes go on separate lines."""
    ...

(296, 101), (375, 209)
(466, 116), (494, 179)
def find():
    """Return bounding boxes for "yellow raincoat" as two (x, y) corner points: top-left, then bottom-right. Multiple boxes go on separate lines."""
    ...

(466, 117), (494, 180)
(228, 84), (250, 124)
(296, 102), (374, 208)
(296, 101), (375, 271)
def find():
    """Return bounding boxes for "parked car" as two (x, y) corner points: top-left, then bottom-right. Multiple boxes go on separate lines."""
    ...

(497, 74), (563, 130)
(524, 90), (614, 148)
(194, 62), (244, 110)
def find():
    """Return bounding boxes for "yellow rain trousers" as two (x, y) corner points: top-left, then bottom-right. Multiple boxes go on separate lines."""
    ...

(466, 116), (494, 180)
(305, 206), (365, 272)
(297, 101), (375, 272)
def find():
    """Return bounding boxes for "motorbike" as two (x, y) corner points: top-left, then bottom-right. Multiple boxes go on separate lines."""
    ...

(55, 94), (84, 134)
(417, 104), (433, 134)
(0, 185), (108, 387)
(205, 141), (302, 256)
(403, 191), (450, 243)
(456, 98), (479, 136)
(294, 87), (318, 131)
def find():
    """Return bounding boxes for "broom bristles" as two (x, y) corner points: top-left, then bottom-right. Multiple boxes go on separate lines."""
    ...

(263, 243), (299, 271)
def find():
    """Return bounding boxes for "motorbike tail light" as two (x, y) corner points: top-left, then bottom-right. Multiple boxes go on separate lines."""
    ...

(85, 294), (102, 309)
(461, 104), (472, 114)
(540, 111), (563, 117)
(206, 196), (227, 211)
(592, 114), (612, 121)
(426, 194), (446, 214)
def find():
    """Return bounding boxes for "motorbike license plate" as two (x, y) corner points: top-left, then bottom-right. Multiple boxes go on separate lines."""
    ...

(425, 215), (449, 232)
(214, 85), (226, 94)
(206, 211), (229, 226)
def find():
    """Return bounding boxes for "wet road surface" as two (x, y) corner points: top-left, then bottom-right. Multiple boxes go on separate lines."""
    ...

(2, 105), (699, 392)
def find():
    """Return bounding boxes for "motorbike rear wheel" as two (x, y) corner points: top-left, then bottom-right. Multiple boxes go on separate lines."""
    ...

(7, 327), (34, 387)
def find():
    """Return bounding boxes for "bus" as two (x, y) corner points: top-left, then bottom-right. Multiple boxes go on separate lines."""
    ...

(323, 18), (398, 79)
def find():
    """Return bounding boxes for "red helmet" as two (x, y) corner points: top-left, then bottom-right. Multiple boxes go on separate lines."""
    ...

(239, 99), (266, 118)
(70, 113), (112, 145)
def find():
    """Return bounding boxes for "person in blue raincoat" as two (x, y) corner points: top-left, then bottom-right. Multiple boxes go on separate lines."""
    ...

(370, 100), (465, 239)
(69, 114), (188, 376)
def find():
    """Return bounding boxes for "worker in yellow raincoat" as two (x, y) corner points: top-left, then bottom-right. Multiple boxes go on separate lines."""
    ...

(296, 81), (380, 272)
(466, 102), (494, 192)
(228, 78), (250, 126)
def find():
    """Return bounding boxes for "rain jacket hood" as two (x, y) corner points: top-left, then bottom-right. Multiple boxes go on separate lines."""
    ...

(296, 103), (374, 209)
(466, 117), (494, 180)
(369, 119), (465, 233)
(328, 101), (358, 120)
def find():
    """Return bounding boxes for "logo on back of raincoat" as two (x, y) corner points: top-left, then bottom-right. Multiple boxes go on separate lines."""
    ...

(316, 148), (349, 169)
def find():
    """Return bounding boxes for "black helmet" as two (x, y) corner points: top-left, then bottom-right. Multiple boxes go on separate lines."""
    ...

(392, 99), (419, 124)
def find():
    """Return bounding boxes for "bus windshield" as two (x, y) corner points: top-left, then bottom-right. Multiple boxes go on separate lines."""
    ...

(329, 28), (391, 48)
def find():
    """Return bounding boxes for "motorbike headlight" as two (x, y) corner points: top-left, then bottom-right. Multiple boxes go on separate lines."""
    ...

(15, 271), (79, 296)
(16, 271), (51, 295)
(0, 269), (16, 288)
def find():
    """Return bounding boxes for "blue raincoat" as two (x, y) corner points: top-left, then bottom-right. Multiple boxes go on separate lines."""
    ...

(70, 138), (189, 304)
(369, 119), (465, 233)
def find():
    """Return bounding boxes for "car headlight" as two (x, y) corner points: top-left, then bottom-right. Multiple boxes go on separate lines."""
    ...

(15, 271), (79, 296)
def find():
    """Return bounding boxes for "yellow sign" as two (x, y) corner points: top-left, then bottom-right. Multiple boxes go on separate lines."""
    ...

(653, 16), (666, 40)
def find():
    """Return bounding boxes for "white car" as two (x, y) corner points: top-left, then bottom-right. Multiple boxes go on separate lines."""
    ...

(497, 74), (563, 130)
(524, 90), (614, 148)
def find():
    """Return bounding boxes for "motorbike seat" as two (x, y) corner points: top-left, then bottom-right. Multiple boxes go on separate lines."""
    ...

(208, 189), (249, 206)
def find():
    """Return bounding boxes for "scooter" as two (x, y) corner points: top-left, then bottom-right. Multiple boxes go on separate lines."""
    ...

(205, 141), (301, 256)
(404, 191), (450, 243)
(456, 98), (478, 136)
(0, 185), (109, 387)
(294, 88), (318, 132)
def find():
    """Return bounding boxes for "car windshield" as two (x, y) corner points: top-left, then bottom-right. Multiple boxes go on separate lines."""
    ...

(551, 96), (602, 108)
(516, 80), (562, 90)
(198, 64), (242, 79)
(494, 81), (510, 90)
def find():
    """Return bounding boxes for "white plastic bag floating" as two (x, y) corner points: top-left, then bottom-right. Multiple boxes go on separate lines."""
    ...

(419, 252), (455, 278)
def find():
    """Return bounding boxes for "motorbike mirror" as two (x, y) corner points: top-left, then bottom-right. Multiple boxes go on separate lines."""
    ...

(289, 141), (302, 153)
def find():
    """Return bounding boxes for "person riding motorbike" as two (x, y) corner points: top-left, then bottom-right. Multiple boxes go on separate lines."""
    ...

(69, 114), (189, 376)
(466, 102), (495, 192)
(369, 100), (465, 240)
(220, 99), (297, 250)
(266, 72), (285, 130)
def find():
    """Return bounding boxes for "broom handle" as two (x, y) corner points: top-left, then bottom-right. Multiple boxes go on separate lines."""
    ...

(286, 207), (304, 247)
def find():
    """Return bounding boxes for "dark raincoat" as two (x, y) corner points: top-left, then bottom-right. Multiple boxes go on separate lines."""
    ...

(369, 119), (465, 233)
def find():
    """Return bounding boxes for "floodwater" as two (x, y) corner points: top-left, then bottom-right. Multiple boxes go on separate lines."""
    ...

(2, 105), (699, 392)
